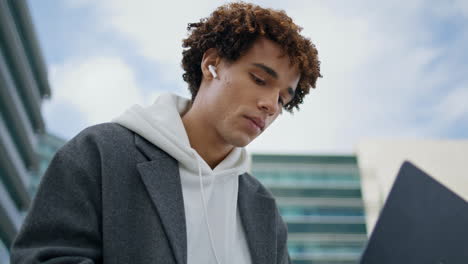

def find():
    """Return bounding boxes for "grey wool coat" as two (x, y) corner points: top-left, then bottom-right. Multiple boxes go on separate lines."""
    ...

(10, 123), (291, 264)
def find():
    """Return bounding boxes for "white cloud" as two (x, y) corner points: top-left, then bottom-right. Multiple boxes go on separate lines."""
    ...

(47, 56), (152, 134)
(85, 0), (232, 88)
(432, 85), (468, 129)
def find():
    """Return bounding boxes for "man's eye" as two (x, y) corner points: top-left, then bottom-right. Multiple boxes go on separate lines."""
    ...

(250, 73), (266, 85)
(278, 97), (284, 106)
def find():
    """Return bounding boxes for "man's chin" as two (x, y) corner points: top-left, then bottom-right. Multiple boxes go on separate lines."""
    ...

(221, 129), (259, 148)
(230, 135), (257, 148)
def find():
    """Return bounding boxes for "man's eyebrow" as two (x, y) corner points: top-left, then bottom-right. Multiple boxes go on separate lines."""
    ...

(252, 63), (278, 79)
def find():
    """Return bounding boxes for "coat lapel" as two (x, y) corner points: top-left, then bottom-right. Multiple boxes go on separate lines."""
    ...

(238, 173), (278, 264)
(134, 134), (278, 264)
(135, 135), (187, 264)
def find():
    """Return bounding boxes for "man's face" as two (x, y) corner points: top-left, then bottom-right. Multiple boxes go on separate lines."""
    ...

(198, 37), (301, 147)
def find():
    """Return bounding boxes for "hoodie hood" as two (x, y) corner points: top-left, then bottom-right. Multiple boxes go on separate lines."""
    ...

(112, 92), (249, 176)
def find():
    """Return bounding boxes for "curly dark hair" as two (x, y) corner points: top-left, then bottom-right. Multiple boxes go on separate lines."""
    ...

(181, 2), (322, 112)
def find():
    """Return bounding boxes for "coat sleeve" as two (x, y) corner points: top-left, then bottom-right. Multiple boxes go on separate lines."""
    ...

(10, 132), (103, 264)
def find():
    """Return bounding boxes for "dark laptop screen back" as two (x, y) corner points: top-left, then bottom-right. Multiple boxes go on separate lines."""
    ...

(360, 161), (468, 264)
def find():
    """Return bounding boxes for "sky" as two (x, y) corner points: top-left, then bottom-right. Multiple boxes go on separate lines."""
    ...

(27, 0), (468, 154)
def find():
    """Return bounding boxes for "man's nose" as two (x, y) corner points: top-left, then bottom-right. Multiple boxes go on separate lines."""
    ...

(258, 91), (280, 115)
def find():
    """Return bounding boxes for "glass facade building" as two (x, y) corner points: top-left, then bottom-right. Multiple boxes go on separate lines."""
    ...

(251, 154), (367, 264)
(0, 0), (52, 261)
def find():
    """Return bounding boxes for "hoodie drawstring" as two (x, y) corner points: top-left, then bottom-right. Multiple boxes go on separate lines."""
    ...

(191, 149), (222, 264)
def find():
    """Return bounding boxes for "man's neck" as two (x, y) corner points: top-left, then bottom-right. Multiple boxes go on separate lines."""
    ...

(181, 109), (233, 169)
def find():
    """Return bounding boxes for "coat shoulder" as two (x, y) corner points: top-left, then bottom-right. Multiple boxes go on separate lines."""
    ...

(74, 122), (134, 143)
(61, 122), (134, 152)
(50, 122), (136, 173)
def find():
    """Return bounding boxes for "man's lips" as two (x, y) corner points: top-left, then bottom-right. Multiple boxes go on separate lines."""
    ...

(245, 116), (265, 131)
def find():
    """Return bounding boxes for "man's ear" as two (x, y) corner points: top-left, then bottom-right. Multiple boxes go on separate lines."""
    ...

(201, 48), (220, 80)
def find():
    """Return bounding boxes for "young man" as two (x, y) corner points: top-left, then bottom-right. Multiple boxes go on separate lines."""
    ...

(11, 2), (321, 264)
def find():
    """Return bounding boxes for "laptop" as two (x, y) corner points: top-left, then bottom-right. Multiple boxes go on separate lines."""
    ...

(360, 161), (468, 264)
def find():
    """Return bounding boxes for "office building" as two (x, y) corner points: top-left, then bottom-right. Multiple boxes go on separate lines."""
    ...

(251, 154), (367, 264)
(0, 0), (51, 258)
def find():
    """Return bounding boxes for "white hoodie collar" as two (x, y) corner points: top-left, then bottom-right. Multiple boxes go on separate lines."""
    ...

(112, 93), (249, 176)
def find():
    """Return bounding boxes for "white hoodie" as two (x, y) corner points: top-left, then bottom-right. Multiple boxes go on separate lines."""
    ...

(113, 93), (252, 264)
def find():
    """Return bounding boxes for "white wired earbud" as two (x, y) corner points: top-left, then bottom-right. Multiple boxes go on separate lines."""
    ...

(208, 65), (218, 79)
